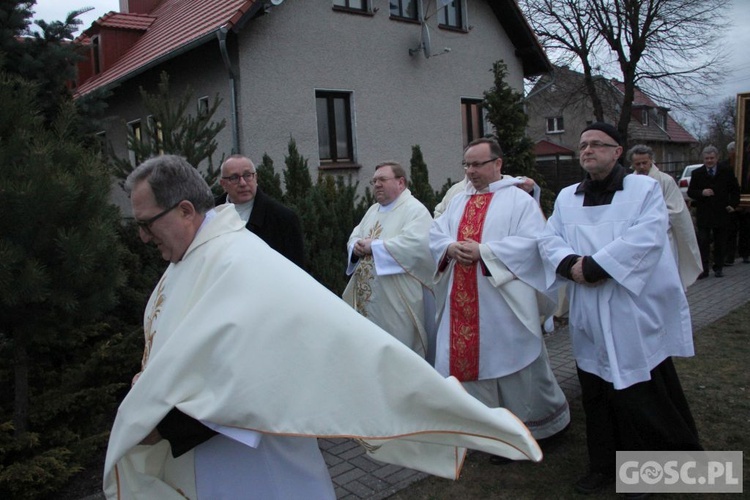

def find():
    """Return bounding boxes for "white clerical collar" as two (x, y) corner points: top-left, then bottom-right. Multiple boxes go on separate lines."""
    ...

(378, 192), (402, 212)
(228, 197), (254, 223)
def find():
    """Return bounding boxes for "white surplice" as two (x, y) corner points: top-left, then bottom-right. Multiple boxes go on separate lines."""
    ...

(538, 174), (694, 390)
(342, 189), (435, 356)
(104, 205), (542, 500)
(648, 165), (703, 289)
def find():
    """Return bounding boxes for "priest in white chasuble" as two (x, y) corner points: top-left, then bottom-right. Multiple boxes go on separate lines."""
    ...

(343, 161), (435, 357)
(105, 155), (544, 500)
(429, 138), (570, 453)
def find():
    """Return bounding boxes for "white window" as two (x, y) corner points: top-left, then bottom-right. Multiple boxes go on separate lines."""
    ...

(546, 116), (564, 133)
(316, 90), (354, 164)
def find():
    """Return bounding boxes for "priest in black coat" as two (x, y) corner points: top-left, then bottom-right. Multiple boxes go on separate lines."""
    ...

(216, 154), (305, 268)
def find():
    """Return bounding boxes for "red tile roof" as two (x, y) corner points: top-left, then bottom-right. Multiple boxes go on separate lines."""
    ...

(610, 81), (697, 143)
(74, 0), (258, 97)
(535, 140), (575, 156)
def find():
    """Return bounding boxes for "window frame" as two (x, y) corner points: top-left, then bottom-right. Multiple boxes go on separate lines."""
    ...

(332, 0), (373, 14)
(315, 90), (356, 168)
(546, 116), (565, 134)
(127, 119), (143, 165)
(437, 0), (467, 31)
(461, 98), (488, 148)
(389, 0), (420, 22)
(197, 96), (210, 118)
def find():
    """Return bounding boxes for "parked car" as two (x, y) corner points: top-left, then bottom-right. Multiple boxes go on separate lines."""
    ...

(679, 164), (702, 202)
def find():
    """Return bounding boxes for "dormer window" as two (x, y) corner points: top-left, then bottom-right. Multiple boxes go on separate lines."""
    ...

(91, 35), (101, 74)
(641, 109), (649, 126)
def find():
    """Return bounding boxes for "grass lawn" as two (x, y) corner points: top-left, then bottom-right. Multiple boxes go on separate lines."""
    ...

(389, 304), (750, 499)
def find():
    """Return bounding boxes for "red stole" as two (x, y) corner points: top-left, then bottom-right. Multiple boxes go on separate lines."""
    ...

(449, 193), (492, 381)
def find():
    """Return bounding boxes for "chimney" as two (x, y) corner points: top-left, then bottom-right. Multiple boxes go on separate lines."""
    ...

(119, 0), (162, 14)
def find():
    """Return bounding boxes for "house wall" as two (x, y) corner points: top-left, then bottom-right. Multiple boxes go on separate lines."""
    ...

(104, 41), (236, 213)
(101, 0), (530, 213)
(233, 0), (526, 190)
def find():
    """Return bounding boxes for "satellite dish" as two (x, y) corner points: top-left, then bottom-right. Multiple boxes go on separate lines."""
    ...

(421, 22), (432, 58)
(270, 0), (285, 5)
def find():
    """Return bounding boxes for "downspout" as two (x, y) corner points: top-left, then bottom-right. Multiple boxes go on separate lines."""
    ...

(217, 27), (240, 154)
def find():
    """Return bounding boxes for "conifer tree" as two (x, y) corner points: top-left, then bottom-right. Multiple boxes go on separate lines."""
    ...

(256, 152), (283, 200)
(408, 144), (437, 211)
(483, 60), (553, 214)
(282, 138), (313, 205)
(0, 69), (123, 442)
(110, 71), (226, 188)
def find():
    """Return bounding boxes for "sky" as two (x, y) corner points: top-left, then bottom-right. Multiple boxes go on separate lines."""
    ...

(29, 0), (750, 131)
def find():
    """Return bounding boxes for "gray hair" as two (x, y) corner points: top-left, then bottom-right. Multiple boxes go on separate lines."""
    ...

(702, 145), (719, 157)
(125, 155), (215, 214)
(626, 144), (654, 162)
(727, 141), (736, 153)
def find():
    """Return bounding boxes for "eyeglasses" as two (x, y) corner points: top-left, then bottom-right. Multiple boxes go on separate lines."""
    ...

(578, 141), (619, 152)
(462, 158), (498, 170)
(135, 201), (181, 235)
(221, 171), (256, 184)
(369, 176), (397, 186)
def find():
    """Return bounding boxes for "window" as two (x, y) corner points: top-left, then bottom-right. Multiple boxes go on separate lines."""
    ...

(655, 111), (666, 130)
(546, 116), (564, 134)
(438, 0), (465, 29)
(91, 35), (101, 74)
(641, 109), (649, 126)
(461, 99), (487, 147)
(128, 119), (142, 164)
(198, 96), (210, 118)
(147, 115), (164, 154)
(316, 91), (354, 164)
(333, 0), (371, 13)
(390, 0), (418, 20)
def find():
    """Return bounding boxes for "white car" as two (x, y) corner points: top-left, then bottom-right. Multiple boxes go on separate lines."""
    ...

(678, 164), (702, 202)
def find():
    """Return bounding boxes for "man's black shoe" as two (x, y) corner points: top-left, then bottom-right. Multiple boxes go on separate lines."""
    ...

(724, 260), (734, 266)
(697, 271), (709, 279)
(574, 471), (614, 494)
(715, 270), (724, 277)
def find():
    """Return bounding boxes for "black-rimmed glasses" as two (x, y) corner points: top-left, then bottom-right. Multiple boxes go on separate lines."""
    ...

(221, 172), (256, 184)
(462, 158), (498, 170)
(135, 201), (181, 235)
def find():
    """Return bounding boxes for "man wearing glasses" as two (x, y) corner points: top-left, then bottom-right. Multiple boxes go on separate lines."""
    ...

(343, 161), (435, 358)
(430, 138), (570, 458)
(539, 123), (701, 495)
(217, 154), (304, 268)
(105, 155), (544, 499)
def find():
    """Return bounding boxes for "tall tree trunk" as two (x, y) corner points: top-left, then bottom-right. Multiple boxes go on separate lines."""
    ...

(13, 333), (29, 437)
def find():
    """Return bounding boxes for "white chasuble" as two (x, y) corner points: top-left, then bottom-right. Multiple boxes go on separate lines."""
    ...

(105, 205), (542, 499)
(539, 174), (694, 390)
(648, 165), (703, 289)
(429, 178), (555, 381)
(342, 189), (435, 356)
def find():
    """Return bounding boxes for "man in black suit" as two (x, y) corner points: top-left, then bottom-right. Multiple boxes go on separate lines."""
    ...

(687, 145), (740, 278)
(216, 154), (305, 268)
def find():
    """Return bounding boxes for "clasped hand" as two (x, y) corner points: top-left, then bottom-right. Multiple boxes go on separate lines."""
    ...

(448, 239), (481, 266)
